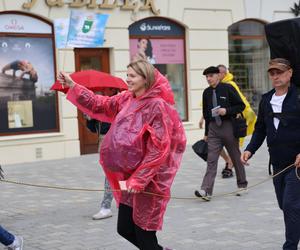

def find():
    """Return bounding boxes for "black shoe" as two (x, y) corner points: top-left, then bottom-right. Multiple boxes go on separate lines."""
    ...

(222, 164), (233, 178)
(221, 163), (229, 175)
(222, 169), (233, 178)
(194, 189), (211, 201)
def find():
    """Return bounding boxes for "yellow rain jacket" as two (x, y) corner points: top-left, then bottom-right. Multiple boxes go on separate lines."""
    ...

(222, 72), (257, 146)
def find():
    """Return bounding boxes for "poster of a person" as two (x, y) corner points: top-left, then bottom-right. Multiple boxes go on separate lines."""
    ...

(2, 60), (38, 83)
(132, 38), (156, 64)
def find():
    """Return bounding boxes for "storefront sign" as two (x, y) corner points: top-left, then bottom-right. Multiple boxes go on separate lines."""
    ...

(129, 18), (184, 36)
(22, 0), (160, 15)
(0, 14), (52, 34)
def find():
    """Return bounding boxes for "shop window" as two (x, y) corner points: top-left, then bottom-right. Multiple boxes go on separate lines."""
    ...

(228, 19), (270, 112)
(129, 17), (188, 121)
(0, 11), (58, 135)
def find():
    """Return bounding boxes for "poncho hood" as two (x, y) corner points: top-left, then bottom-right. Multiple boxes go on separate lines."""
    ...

(133, 69), (175, 105)
(222, 72), (234, 83)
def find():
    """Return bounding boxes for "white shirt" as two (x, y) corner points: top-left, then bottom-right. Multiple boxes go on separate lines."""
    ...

(270, 93), (287, 129)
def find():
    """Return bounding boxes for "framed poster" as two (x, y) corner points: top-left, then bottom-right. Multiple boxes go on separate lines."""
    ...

(0, 36), (58, 134)
(129, 17), (188, 121)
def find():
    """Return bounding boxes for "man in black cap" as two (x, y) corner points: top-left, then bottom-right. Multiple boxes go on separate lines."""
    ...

(241, 58), (300, 250)
(195, 66), (248, 201)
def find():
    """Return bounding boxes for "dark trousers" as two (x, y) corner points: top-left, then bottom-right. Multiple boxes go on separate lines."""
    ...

(273, 167), (300, 250)
(117, 203), (163, 250)
(201, 120), (248, 195)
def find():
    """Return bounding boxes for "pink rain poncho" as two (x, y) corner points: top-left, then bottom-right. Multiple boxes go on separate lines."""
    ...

(67, 70), (186, 231)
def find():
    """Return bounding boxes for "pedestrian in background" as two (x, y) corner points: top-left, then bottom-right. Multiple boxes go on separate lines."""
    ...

(0, 167), (23, 250)
(0, 226), (23, 250)
(241, 58), (300, 250)
(195, 66), (248, 201)
(58, 59), (186, 250)
(217, 64), (257, 178)
(85, 87), (119, 220)
(198, 115), (233, 177)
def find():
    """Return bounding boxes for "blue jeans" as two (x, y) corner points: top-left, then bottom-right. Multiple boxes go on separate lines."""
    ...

(0, 225), (14, 246)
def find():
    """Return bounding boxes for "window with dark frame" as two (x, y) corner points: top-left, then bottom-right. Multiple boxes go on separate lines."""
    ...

(0, 11), (59, 136)
(228, 19), (270, 113)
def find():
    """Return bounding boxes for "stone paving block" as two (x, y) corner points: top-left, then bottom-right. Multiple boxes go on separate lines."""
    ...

(0, 143), (292, 249)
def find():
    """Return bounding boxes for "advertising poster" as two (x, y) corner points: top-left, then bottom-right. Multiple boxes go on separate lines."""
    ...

(67, 11), (109, 48)
(0, 37), (57, 133)
(130, 38), (184, 64)
(8, 100), (33, 128)
(130, 38), (186, 119)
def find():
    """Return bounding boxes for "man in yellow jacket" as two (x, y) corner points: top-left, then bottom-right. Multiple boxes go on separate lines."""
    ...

(217, 64), (257, 177)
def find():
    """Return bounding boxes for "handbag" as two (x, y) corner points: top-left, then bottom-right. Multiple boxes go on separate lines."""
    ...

(232, 113), (247, 138)
(192, 139), (208, 161)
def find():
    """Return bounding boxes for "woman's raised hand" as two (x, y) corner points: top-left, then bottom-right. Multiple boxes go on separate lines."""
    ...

(58, 71), (75, 88)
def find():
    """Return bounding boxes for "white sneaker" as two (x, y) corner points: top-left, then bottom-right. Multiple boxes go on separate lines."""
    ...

(194, 189), (211, 201)
(92, 208), (112, 220)
(7, 236), (23, 250)
(236, 188), (248, 196)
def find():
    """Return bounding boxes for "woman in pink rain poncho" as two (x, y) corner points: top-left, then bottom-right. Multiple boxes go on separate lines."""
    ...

(59, 59), (186, 250)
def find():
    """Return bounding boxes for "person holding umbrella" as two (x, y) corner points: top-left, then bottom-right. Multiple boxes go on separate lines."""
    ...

(58, 59), (186, 250)
(85, 87), (119, 220)
(51, 70), (127, 221)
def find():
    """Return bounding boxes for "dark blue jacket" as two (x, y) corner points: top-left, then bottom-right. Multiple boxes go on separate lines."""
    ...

(246, 84), (300, 170)
(86, 119), (111, 135)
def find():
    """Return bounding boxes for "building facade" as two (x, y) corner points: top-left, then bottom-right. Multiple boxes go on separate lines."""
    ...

(0, 0), (297, 164)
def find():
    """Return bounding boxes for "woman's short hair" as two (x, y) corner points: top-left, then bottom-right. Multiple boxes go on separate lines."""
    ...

(127, 59), (155, 89)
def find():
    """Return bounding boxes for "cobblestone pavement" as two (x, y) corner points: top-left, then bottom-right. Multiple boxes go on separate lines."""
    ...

(0, 142), (290, 250)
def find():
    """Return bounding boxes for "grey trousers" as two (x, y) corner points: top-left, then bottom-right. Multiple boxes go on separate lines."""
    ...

(201, 120), (248, 195)
(99, 135), (113, 209)
(100, 177), (113, 209)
